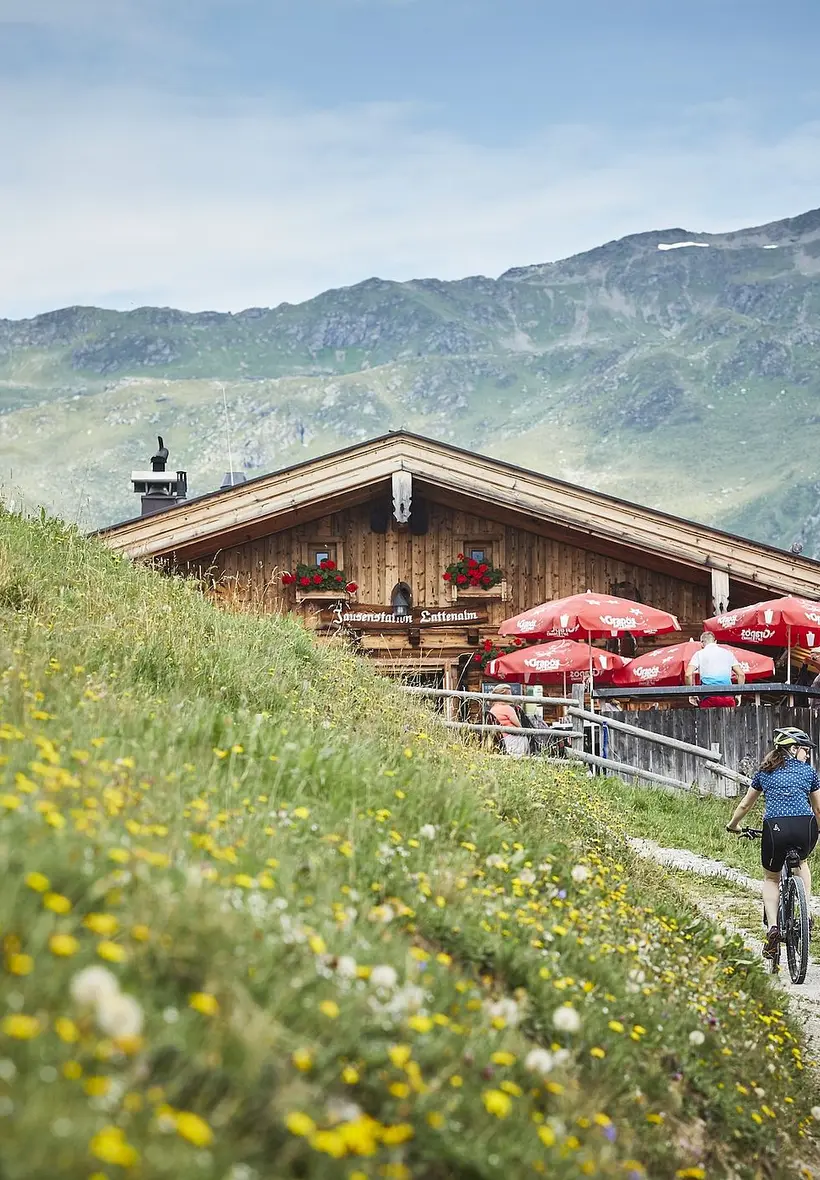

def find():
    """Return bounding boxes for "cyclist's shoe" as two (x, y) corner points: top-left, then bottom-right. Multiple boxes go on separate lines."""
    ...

(763, 926), (780, 959)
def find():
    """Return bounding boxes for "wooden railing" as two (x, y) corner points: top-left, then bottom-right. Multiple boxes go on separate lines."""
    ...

(400, 684), (749, 794)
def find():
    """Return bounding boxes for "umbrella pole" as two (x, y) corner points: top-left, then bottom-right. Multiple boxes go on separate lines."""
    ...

(788, 625), (792, 685)
(588, 630), (595, 713)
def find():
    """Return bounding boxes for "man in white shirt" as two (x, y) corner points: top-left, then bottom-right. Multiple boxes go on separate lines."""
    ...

(685, 632), (746, 708)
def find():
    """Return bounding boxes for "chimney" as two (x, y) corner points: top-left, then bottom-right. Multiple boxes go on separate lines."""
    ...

(131, 435), (188, 517)
(220, 470), (247, 490)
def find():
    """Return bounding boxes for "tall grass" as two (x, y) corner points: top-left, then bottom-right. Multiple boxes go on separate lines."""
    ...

(1, 508), (819, 1180)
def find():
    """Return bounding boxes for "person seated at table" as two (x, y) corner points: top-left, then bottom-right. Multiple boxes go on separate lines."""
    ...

(488, 684), (530, 757)
(685, 632), (746, 708)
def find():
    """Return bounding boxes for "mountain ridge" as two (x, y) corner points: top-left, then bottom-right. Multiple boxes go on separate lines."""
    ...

(1, 205), (819, 547)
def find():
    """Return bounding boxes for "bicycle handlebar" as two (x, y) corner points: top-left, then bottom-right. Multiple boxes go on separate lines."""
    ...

(726, 825), (763, 839)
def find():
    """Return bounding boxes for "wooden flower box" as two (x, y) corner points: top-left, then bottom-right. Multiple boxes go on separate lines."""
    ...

(296, 589), (352, 604)
(450, 579), (508, 604)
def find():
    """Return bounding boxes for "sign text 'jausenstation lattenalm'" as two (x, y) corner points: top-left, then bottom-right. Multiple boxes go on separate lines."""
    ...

(318, 603), (489, 629)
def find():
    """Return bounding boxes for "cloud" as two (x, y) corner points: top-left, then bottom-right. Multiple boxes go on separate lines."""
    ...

(2, 75), (820, 319)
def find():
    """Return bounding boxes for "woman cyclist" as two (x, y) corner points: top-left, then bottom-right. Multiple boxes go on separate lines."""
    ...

(726, 727), (820, 958)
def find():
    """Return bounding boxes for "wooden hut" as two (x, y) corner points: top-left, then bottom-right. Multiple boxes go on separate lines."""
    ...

(100, 432), (820, 695)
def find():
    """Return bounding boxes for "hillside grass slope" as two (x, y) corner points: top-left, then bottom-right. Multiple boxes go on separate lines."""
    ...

(1, 511), (819, 1179)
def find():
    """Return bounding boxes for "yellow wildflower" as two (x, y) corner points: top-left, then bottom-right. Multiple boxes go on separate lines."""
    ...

(175, 1112), (214, 1147)
(189, 992), (219, 1016)
(89, 1126), (139, 1168)
(538, 1125), (556, 1147)
(286, 1112), (316, 1138)
(292, 1048), (313, 1072)
(25, 872), (50, 892)
(389, 1043), (412, 1068)
(482, 1089), (511, 1118)
(55, 1017), (80, 1043)
(320, 1000), (340, 1019)
(2, 1014), (40, 1039)
(84, 913), (119, 936)
(97, 941), (127, 963)
(49, 934), (79, 957)
(7, 953), (33, 975)
(382, 1124), (414, 1145)
(44, 892), (72, 914)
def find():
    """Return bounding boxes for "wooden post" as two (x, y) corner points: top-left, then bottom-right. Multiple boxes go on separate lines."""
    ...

(571, 683), (586, 763)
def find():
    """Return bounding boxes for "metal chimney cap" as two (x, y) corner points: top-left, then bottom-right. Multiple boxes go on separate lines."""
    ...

(220, 471), (247, 489)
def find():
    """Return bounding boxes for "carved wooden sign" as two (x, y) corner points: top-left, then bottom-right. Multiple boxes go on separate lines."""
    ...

(318, 602), (489, 629)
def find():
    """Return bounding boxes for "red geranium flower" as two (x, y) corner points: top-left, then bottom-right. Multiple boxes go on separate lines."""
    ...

(456, 574), (468, 585)
(483, 638), (493, 651)
(442, 571), (452, 582)
(299, 576), (311, 587)
(346, 582), (358, 593)
(322, 559), (336, 571)
(472, 651), (482, 662)
(313, 574), (323, 584)
(457, 553), (464, 561)
(335, 574), (344, 582)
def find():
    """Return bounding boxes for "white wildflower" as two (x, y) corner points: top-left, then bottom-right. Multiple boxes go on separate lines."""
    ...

(419, 824), (437, 840)
(487, 997), (520, 1027)
(712, 933), (726, 948)
(70, 966), (120, 1009)
(688, 1030), (705, 1046)
(0, 1060), (16, 1082)
(326, 1098), (362, 1124)
(162, 1007), (180, 1024)
(811, 1106), (820, 1121)
(485, 854), (505, 869)
(370, 965), (398, 990)
(552, 1005), (581, 1034)
(570, 865), (590, 884)
(518, 869), (536, 886)
(524, 1048), (555, 1075)
(96, 992), (144, 1039)
(336, 956), (358, 979)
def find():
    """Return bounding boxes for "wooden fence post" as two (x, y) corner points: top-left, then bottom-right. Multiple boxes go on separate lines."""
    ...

(571, 683), (585, 763)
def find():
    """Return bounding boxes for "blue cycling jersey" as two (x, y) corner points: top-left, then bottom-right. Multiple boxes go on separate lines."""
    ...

(751, 759), (820, 820)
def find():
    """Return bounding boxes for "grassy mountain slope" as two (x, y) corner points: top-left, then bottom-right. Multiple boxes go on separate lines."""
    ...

(1, 508), (820, 1178)
(1, 208), (820, 549)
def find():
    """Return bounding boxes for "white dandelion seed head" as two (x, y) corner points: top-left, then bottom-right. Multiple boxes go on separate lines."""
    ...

(571, 865), (590, 884)
(96, 992), (144, 1039)
(688, 1030), (705, 1046)
(487, 997), (521, 1027)
(552, 1005), (581, 1034)
(326, 1098), (362, 1124)
(524, 1048), (555, 1075)
(419, 824), (437, 840)
(812, 1106), (820, 1121)
(370, 964), (398, 991)
(518, 869), (536, 886)
(70, 966), (120, 1009)
(336, 956), (358, 979)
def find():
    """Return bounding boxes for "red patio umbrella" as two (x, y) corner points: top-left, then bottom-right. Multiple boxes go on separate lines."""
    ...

(499, 591), (679, 709)
(499, 591), (680, 641)
(611, 639), (775, 688)
(704, 596), (820, 682)
(486, 639), (629, 685)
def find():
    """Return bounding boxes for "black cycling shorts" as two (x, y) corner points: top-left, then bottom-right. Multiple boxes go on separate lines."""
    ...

(761, 816), (818, 873)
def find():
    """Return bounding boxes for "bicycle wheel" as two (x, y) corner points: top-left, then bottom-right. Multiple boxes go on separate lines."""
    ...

(785, 875), (810, 984)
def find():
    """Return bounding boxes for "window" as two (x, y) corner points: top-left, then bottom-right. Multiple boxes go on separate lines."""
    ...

(308, 542), (337, 567)
(467, 544), (492, 565)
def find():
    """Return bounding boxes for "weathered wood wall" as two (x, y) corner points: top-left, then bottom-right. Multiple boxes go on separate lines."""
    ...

(197, 498), (710, 651)
(601, 705), (820, 794)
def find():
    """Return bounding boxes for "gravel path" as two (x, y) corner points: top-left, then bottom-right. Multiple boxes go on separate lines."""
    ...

(629, 837), (820, 1066)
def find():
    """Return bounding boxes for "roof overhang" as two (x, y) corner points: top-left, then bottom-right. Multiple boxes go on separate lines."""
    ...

(99, 431), (820, 599)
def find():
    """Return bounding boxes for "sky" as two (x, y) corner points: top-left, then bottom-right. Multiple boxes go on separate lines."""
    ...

(2, 0), (820, 318)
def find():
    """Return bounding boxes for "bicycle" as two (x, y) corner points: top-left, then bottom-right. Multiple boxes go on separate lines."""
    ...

(734, 827), (810, 984)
